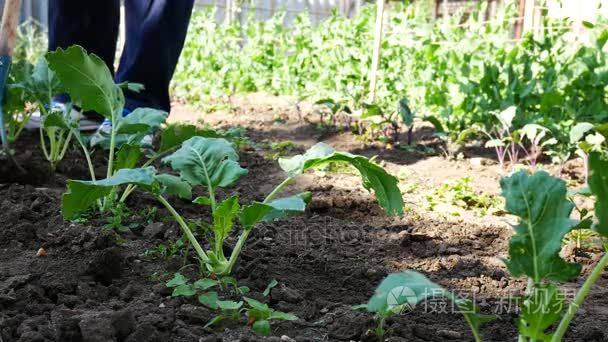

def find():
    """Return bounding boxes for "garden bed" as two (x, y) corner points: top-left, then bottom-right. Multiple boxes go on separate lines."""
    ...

(1, 97), (607, 341)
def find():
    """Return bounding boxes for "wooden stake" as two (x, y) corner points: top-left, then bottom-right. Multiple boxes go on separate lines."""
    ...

(0, 0), (22, 55)
(368, 0), (385, 103)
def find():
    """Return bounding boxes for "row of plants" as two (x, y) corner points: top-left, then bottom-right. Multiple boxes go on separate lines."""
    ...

(359, 151), (608, 341)
(173, 1), (608, 166)
(4, 45), (406, 335)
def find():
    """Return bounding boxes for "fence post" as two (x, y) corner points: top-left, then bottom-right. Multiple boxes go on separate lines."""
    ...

(368, 0), (385, 103)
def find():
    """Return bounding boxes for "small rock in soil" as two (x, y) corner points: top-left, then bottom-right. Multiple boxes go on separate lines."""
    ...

(437, 329), (462, 339)
(271, 284), (303, 303)
(143, 222), (165, 238)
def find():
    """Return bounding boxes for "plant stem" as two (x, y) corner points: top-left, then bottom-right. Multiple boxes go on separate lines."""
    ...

(264, 176), (294, 203)
(119, 146), (179, 203)
(551, 252), (608, 342)
(107, 111), (118, 179)
(223, 228), (251, 275)
(156, 195), (210, 264)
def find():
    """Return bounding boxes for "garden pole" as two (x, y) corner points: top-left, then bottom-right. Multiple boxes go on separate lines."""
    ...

(0, 0), (22, 150)
(368, 0), (385, 103)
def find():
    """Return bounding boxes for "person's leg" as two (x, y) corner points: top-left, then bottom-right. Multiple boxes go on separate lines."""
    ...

(116, 0), (195, 112)
(48, 0), (120, 74)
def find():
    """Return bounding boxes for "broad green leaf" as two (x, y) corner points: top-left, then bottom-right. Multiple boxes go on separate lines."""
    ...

(263, 192), (312, 221)
(217, 300), (243, 311)
(367, 271), (493, 338)
(278, 143), (404, 216)
(569, 122), (594, 144)
(485, 139), (505, 148)
(424, 116), (445, 133)
(213, 195), (240, 242)
(252, 320), (271, 335)
(114, 144), (142, 171)
(194, 278), (219, 291)
(116, 108), (168, 134)
(62, 167), (156, 219)
(163, 137), (248, 189)
(456, 127), (478, 145)
(172, 284), (195, 297)
(244, 297), (270, 312)
(517, 284), (565, 341)
(43, 110), (72, 130)
(500, 171), (580, 282)
(155, 174), (192, 199)
(198, 291), (219, 309)
(361, 103), (383, 118)
(159, 124), (221, 153)
(46, 45), (123, 118)
(166, 273), (188, 287)
(496, 106), (516, 128)
(193, 196), (212, 206)
(589, 153), (608, 236)
(268, 311), (298, 321)
(397, 98), (414, 126)
(117, 81), (144, 93)
(263, 279), (278, 296)
(240, 202), (273, 230)
(27, 58), (63, 105)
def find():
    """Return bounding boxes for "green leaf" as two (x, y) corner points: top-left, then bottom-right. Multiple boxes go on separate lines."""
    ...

(159, 124), (221, 153)
(172, 284), (195, 297)
(456, 127), (478, 145)
(278, 143), (404, 216)
(361, 103), (383, 118)
(198, 291), (219, 309)
(27, 57), (63, 105)
(194, 278), (219, 291)
(193, 196), (212, 206)
(217, 300), (243, 311)
(62, 167), (156, 219)
(46, 45), (123, 118)
(116, 108), (167, 134)
(423, 116), (445, 133)
(43, 110), (72, 130)
(589, 153), (608, 236)
(263, 192), (312, 221)
(244, 297), (270, 312)
(500, 171), (581, 282)
(155, 174), (192, 199)
(582, 20), (595, 28)
(166, 273), (188, 287)
(204, 315), (224, 328)
(268, 311), (298, 321)
(240, 202), (273, 230)
(213, 195), (240, 242)
(263, 279), (278, 296)
(397, 98), (414, 126)
(517, 284), (565, 341)
(569, 123), (594, 144)
(114, 144), (142, 171)
(367, 271), (493, 338)
(252, 320), (271, 335)
(163, 137), (248, 189)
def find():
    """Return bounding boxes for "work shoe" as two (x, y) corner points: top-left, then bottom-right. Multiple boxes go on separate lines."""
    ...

(25, 101), (103, 131)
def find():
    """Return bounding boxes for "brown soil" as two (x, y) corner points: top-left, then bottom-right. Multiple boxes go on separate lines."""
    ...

(0, 94), (606, 342)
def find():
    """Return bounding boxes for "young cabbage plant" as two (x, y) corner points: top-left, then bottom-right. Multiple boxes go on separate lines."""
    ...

(61, 137), (404, 278)
(357, 271), (494, 341)
(46, 45), (169, 209)
(478, 106), (521, 169)
(569, 122), (606, 183)
(6, 57), (74, 168)
(500, 154), (608, 341)
(517, 123), (557, 169)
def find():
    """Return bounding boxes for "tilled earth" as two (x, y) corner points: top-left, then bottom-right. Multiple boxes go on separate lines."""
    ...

(1, 115), (608, 341)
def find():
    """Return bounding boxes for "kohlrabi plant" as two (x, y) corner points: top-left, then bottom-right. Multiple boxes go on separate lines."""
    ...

(478, 106), (521, 169)
(375, 152), (608, 341)
(61, 138), (404, 277)
(517, 123), (558, 169)
(45, 45), (169, 208)
(356, 271), (494, 341)
(569, 122), (606, 183)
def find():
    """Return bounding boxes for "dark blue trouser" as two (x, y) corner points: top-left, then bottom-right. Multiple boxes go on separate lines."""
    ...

(49, 0), (195, 112)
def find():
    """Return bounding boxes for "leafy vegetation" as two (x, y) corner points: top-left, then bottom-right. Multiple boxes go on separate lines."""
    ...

(365, 151), (608, 341)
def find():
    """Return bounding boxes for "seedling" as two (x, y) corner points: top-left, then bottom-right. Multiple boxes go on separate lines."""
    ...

(62, 139), (404, 277)
(357, 271), (493, 341)
(517, 123), (557, 169)
(477, 106), (521, 169)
